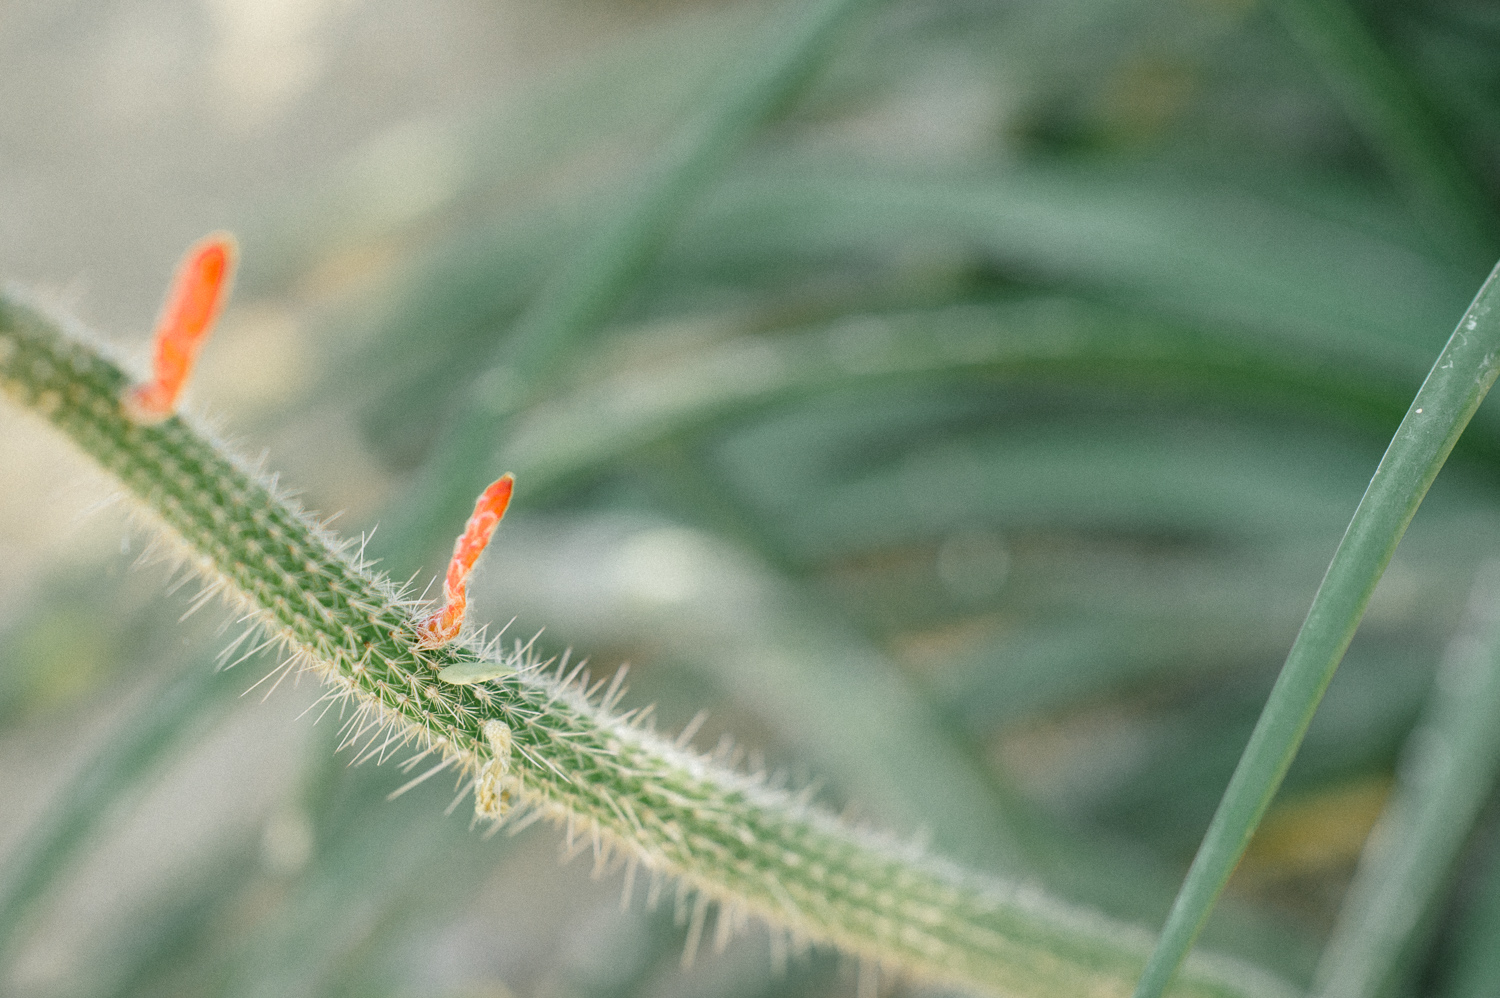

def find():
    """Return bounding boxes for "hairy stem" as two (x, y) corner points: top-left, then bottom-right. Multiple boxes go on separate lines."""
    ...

(0, 294), (1284, 998)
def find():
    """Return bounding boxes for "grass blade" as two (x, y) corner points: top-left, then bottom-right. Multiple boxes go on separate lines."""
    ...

(1132, 258), (1500, 998)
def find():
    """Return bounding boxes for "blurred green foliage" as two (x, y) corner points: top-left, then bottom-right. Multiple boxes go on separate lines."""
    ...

(6, 0), (1500, 995)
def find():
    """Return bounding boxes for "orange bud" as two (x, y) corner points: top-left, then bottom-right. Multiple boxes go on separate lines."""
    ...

(416, 473), (514, 648)
(124, 232), (237, 423)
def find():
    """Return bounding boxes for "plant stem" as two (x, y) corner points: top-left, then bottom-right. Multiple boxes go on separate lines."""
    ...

(0, 295), (1291, 998)
(1132, 258), (1500, 998)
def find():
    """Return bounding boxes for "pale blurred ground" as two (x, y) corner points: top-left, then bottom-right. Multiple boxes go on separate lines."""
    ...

(0, 0), (667, 323)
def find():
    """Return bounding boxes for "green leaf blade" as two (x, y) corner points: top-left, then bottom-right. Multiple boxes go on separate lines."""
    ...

(1133, 258), (1500, 998)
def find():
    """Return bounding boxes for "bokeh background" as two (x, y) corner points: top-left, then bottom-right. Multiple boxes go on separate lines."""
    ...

(4, 0), (1500, 995)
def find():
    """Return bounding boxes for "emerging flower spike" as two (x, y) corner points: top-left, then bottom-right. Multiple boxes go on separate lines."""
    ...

(474, 719), (515, 819)
(123, 232), (237, 424)
(417, 473), (515, 649)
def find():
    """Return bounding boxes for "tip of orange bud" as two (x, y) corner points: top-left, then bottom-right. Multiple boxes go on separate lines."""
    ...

(123, 232), (238, 423)
(415, 473), (516, 650)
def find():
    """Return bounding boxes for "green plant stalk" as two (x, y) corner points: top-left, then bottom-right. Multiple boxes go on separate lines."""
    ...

(1311, 560), (1500, 998)
(1132, 259), (1500, 998)
(0, 297), (1294, 998)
